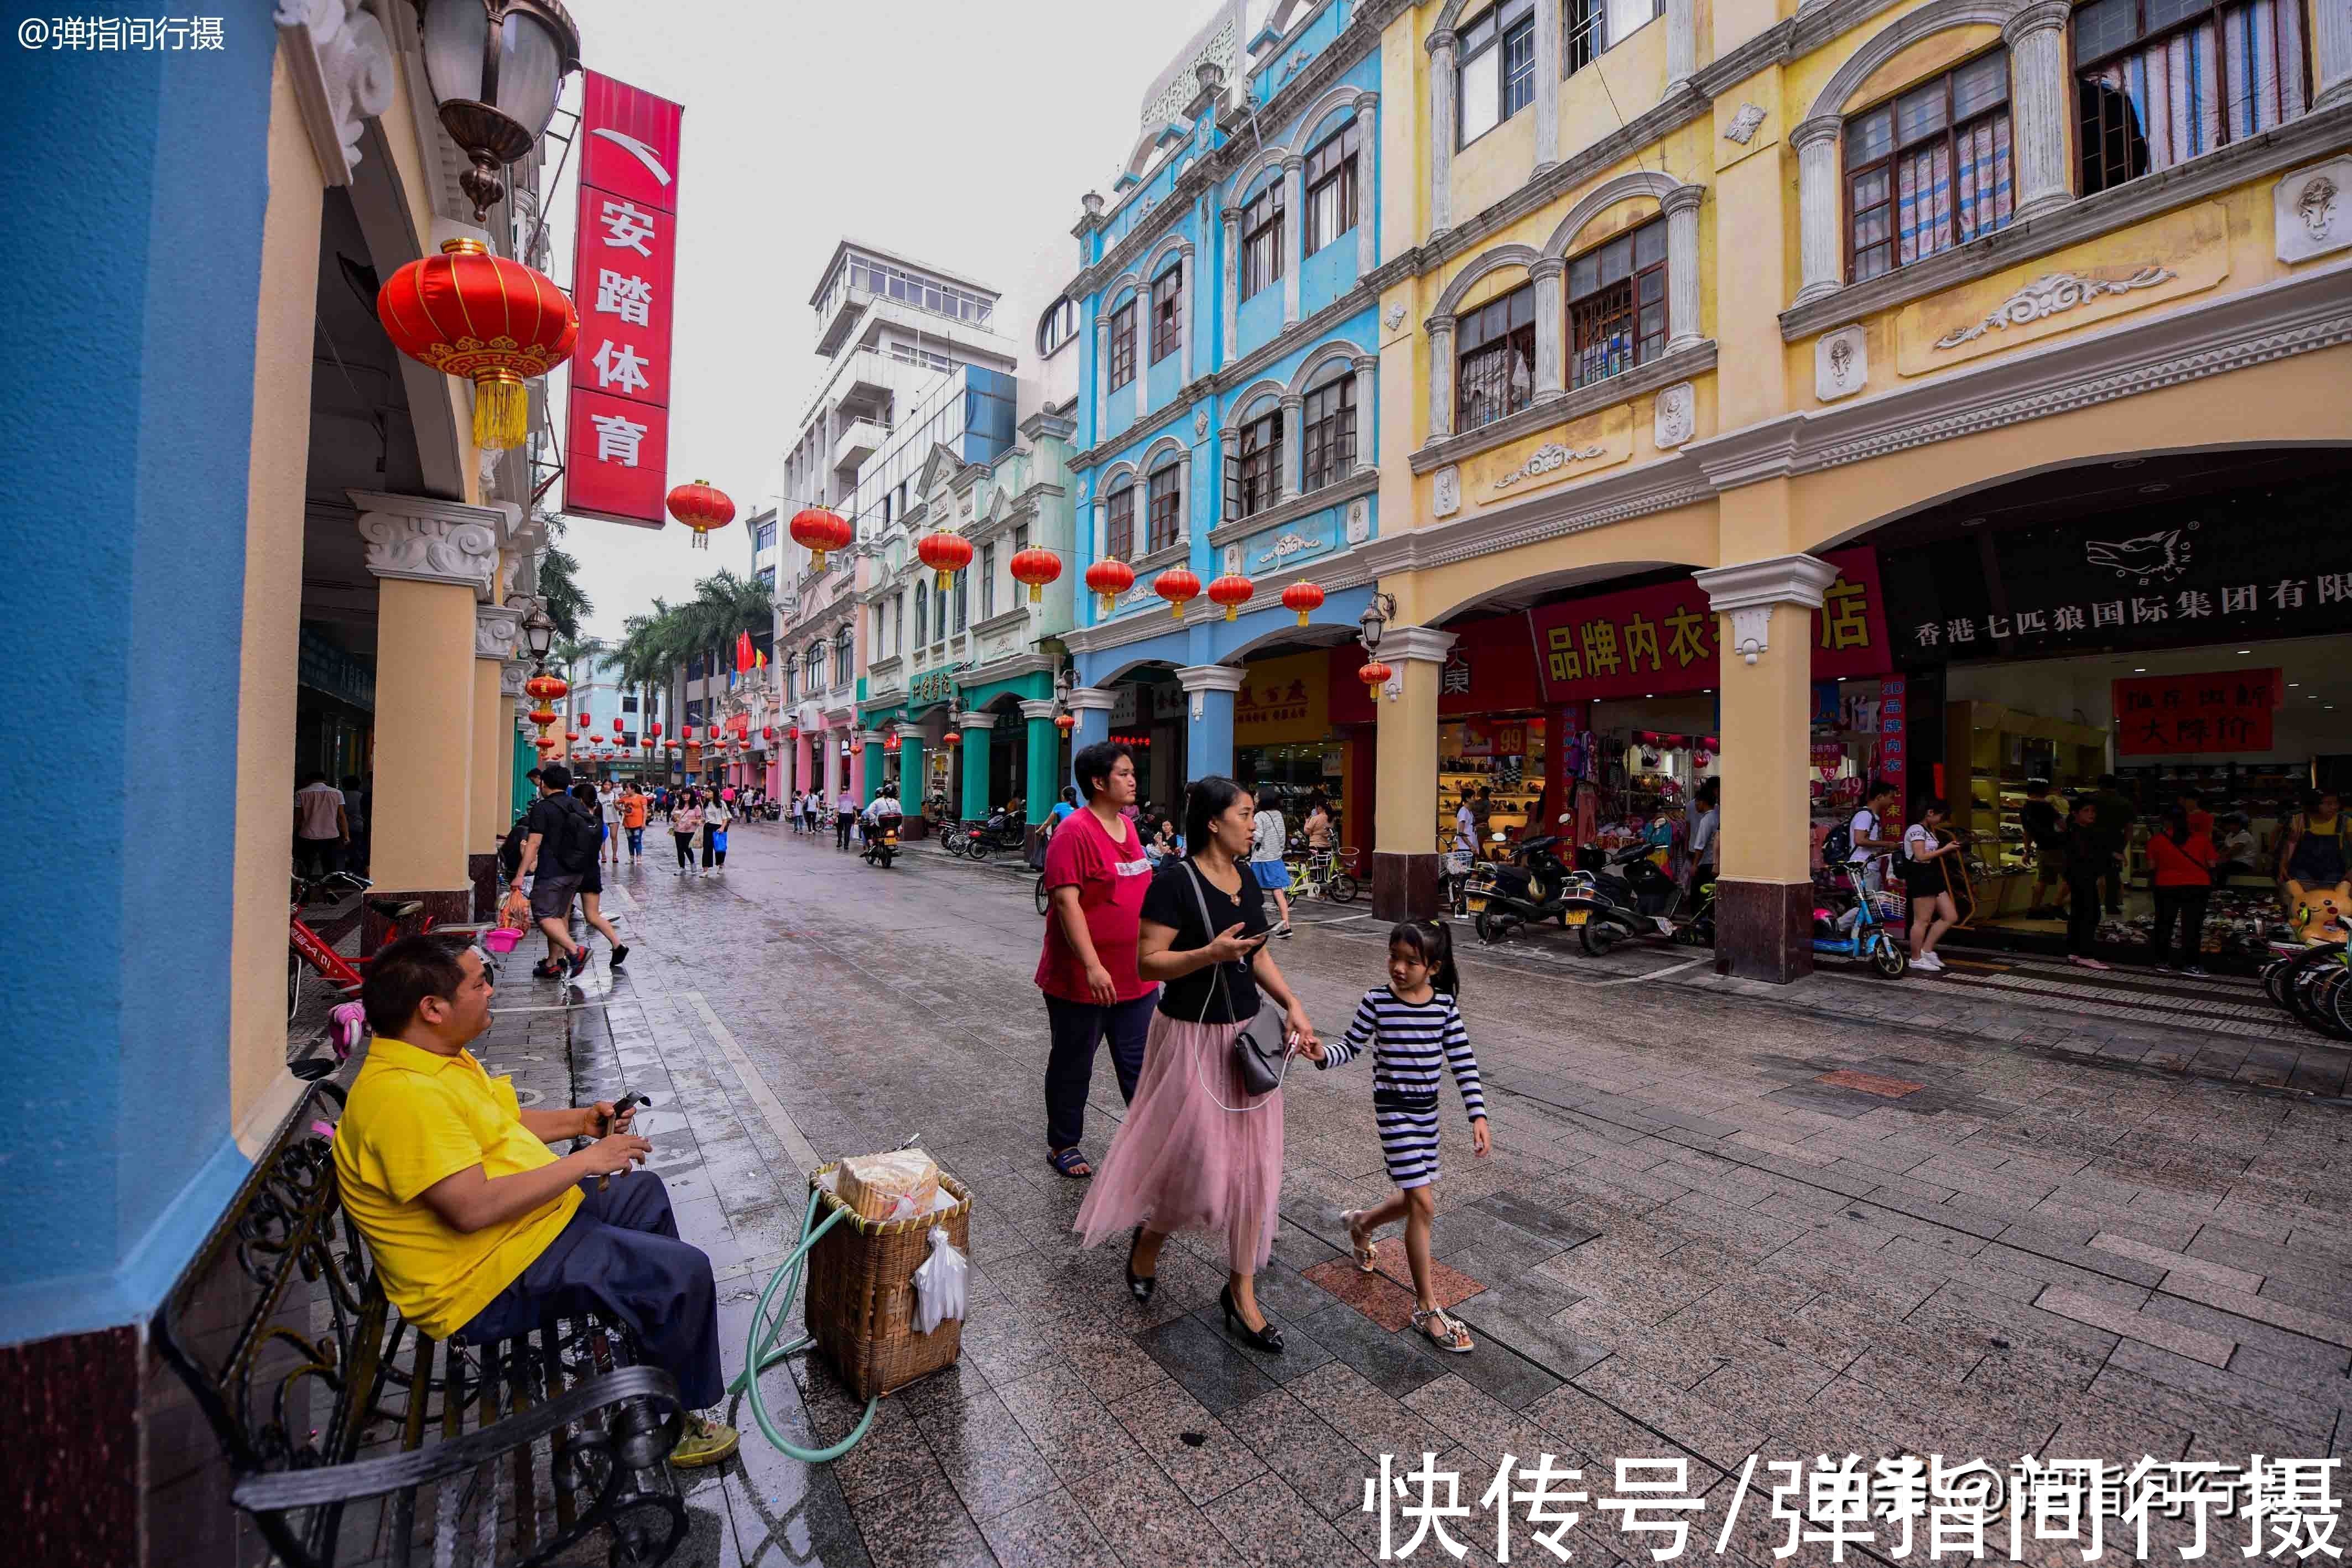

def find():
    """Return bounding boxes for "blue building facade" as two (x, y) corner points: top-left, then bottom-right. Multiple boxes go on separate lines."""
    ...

(1059, 0), (1391, 810)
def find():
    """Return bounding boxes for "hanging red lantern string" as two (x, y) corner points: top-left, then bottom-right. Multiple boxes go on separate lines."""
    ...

(1055, 711), (1076, 734)
(917, 529), (974, 592)
(376, 238), (577, 454)
(790, 507), (854, 571)
(1280, 581), (1325, 627)
(1153, 568), (1201, 621)
(943, 728), (963, 749)
(1357, 660), (1394, 692)
(1010, 547), (1063, 604)
(667, 481), (736, 551)
(1207, 573), (1255, 623)
(1084, 558), (1136, 616)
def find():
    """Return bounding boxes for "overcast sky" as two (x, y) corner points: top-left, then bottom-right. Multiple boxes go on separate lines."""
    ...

(547, 0), (1243, 643)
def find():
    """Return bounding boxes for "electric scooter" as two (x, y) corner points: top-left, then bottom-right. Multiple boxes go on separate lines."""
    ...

(1812, 862), (1909, 977)
(1565, 841), (1715, 955)
(860, 815), (902, 869)
(1463, 834), (1586, 945)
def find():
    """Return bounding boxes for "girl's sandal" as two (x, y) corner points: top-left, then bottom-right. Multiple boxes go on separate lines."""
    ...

(1342, 1210), (1378, 1273)
(1412, 1307), (1475, 1354)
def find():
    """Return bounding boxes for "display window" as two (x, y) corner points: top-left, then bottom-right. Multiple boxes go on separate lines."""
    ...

(1237, 650), (1342, 830)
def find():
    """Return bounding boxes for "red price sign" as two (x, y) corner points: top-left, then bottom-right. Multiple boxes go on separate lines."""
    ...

(2112, 669), (2279, 755)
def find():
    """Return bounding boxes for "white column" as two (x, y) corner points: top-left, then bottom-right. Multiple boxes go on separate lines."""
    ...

(1135, 300), (1151, 421)
(1428, 317), (1456, 441)
(1220, 206), (1241, 358)
(1533, 0), (1562, 175)
(1532, 258), (1566, 402)
(1095, 316), (1116, 434)
(1428, 31), (1458, 238)
(1354, 92), (1381, 276)
(1282, 154), (1306, 327)
(2004, 1), (2075, 221)
(1178, 239), (1196, 383)
(1792, 118), (1843, 307)
(1281, 394), (1305, 500)
(1351, 353), (1378, 475)
(1667, 0), (1697, 86)
(2319, 0), (2352, 107)
(1663, 184), (1705, 352)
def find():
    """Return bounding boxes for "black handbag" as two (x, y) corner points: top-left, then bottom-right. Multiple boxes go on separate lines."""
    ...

(1183, 863), (1284, 1101)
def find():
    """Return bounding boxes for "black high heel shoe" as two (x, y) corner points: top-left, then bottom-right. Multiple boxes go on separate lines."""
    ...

(1125, 1227), (1156, 1303)
(1220, 1284), (1283, 1353)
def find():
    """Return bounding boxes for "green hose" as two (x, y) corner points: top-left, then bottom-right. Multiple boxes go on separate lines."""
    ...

(724, 1193), (880, 1462)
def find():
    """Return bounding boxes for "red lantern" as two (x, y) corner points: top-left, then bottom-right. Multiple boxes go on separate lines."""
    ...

(527, 707), (559, 728)
(1206, 573), (1255, 623)
(1084, 558), (1136, 616)
(787, 724), (800, 741)
(849, 736), (864, 756)
(681, 725), (695, 742)
(883, 734), (901, 754)
(1055, 711), (1077, 734)
(523, 671), (569, 703)
(1010, 547), (1063, 604)
(790, 507), (854, 571)
(1281, 581), (1325, 627)
(1358, 660), (1394, 691)
(563, 730), (580, 743)
(917, 529), (975, 592)
(376, 238), (577, 453)
(667, 481), (736, 551)
(650, 722), (663, 738)
(576, 710), (591, 726)
(762, 726), (776, 741)
(667, 738), (682, 751)
(943, 728), (962, 749)
(1154, 568), (1201, 621)
(611, 717), (624, 734)
(535, 736), (559, 753)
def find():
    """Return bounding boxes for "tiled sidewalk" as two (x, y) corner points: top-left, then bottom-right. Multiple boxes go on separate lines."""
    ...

(463, 829), (2350, 1568)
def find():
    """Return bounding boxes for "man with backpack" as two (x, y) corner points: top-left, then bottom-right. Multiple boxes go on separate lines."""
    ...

(1835, 779), (1902, 893)
(503, 763), (605, 980)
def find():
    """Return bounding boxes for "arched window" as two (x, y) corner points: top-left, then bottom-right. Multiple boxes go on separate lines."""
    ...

(1845, 49), (2013, 280)
(1109, 298), (1138, 389)
(2074, 0), (2306, 194)
(1150, 265), (1184, 363)
(1456, 284), (1535, 430)
(834, 627), (854, 687)
(1304, 119), (1360, 254)
(1146, 461), (1183, 552)
(1241, 183), (1284, 300)
(1568, 218), (1668, 388)
(1038, 296), (1080, 355)
(1227, 405), (1284, 518)
(1106, 482), (1137, 561)
(1302, 375), (1357, 492)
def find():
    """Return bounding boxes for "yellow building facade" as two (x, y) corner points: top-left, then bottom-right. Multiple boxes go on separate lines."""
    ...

(1360, 0), (2352, 977)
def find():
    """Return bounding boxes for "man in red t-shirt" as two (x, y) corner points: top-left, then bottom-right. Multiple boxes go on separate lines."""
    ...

(1035, 741), (1158, 1179)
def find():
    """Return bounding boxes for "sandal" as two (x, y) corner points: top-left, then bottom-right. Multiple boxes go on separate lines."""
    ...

(1412, 1307), (1474, 1354)
(1342, 1210), (1378, 1273)
(1048, 1146), (1094, 1180)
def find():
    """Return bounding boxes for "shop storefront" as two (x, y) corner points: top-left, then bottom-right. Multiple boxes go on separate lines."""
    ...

(1875, 471), (2352, 965)
(1106, 674), (1187, 812)
(1233, 649), (1340, 825)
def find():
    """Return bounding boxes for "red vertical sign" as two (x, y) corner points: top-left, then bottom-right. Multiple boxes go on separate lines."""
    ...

(564, 72), (684, 528)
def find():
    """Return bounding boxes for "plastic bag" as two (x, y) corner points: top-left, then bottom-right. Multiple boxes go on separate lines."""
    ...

(910, 1225), (967, 1335)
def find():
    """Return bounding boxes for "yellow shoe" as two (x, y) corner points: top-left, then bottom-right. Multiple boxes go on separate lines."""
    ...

(668, 1414), (740, 1469)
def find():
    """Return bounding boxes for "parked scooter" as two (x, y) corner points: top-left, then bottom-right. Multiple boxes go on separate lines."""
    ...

(1557, 841), (1711, 955)
(861, 814), (902, 869)
(1812, 862), (1908, 977)
(961, 809), (1026, 859)
(1463, 835), (1589, 945)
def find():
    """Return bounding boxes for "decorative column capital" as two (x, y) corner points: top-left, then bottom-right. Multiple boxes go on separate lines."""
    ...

(1693, 554), (1844, 664)
(1427, 313), (1456, 336)
(1065, 686), (1120, 713)
(1426, 27), (1458, 54)
(1378, 626), (1459, 665)
(1354, 89), (1380, 111)
(1175, 663), (1247, 695)
(1661, 181), (1706, 216)
(2001, 0), (2073, 43)
(1352, 352), (1380, 373)
(1282, 152), (1306, 174)
(1529, 256), (1566, 280)
(1221, 205), (1243, 226)
(958, 710), (1000, 731)
(350, 491), (518, 600)
(274, 0), (396, 186)
(1280, 392), (1305, 411)
(1017, 699), (1060, 722)
(475, 604), (522, 662)
(499, 659), (533, 699)
(1791, 115), (1841, 151)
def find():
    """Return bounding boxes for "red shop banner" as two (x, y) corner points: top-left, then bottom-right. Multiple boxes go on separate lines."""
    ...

(1528, 546), (1891, 704)
(2112, 669), (2280, 756)
(564, 71), (685, 528)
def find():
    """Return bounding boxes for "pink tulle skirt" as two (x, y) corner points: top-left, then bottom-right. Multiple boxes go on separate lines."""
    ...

(1074, 1011), (1285, 1275)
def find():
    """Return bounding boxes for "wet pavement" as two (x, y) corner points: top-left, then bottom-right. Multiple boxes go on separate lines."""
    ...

(468, 819), (2350, 1567)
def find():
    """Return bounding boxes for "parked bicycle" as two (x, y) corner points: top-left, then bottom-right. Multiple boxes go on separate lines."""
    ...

(1286, 846), (1361, 904)
(288, 891), (435, 1027)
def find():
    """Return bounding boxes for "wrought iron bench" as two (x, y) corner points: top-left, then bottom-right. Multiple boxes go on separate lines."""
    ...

(156, 1082), (688, 1567)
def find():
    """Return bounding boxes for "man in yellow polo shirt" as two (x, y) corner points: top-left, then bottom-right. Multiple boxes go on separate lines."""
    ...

(336, 934), (737, 1467)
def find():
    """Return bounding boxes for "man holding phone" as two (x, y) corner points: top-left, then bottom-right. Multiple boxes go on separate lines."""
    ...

(335, 934), (739, 1468)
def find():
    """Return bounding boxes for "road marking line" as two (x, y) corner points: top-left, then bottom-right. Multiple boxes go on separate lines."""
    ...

(686, 989), (824, 1178)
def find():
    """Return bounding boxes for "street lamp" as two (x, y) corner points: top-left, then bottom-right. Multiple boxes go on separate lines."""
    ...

(1357, 591), (1397, 656)
(414, 0), (582, 222)
(516, 597), (556, 664)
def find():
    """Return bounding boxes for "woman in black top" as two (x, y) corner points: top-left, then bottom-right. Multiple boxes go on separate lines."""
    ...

(1074, 776), (1319, 1352)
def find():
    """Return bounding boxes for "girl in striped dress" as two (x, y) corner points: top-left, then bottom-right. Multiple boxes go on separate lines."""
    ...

(1306, 920), (1491, 1353)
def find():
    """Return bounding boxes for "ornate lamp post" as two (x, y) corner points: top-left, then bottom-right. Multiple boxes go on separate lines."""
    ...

(413, 0), (582, 222)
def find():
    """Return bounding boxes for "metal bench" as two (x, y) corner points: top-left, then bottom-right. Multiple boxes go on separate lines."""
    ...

(155, 1082), (688, 1567)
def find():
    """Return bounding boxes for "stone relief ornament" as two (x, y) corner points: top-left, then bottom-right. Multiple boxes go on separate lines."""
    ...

(1345, 498), (1370, 544)
(357, 510), (499, 593)
(2275, 158), (2351, 263)
(1493, 442), (1607, 489)
(1383, 303), (1407, 332)
(1814, 324), (1867, 400)
(1723, 103), (1767, 145)
(1432, 465), (1461, 518)
(1653, 383), (1695, 450)
(1224, 543), (1245, 574)
(474, 606), (522, 661)
(1195, 407), (1210, 437)
(500, 660), (533, 699)
(1933, 267), (2176, 350)
(275, 0), (396, 184)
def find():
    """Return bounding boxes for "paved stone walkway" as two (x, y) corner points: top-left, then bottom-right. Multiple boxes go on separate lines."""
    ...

(470, 821), (2349, 1567)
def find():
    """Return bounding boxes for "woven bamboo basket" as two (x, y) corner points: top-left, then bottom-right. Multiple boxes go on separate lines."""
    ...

(802, 1162), (972, 1400)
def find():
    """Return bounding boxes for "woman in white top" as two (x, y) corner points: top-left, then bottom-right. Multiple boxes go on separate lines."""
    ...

(1901, 797), (1966, 973)
(667, 790), (700, 874)
(700, 793), (733, 872)
(1249, 788), (1294, 937)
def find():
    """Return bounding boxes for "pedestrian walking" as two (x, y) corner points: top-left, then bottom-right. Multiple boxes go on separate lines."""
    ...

(2060, 797), (2111, 970)
(1075, 776), (1319, 1352)
(340, 773), (372, 877)
(835, 786), (856, 851)
(2146, 804), (2215, 975)
(294, 769), (349, 879)
(570, 781), (629, 968)
(2020, 779), (2070, 918)
(1318, 921), (1490, 1354)
(597, 779), (621, 867)
(1687, 778), (1719, 892)
(503, 764), (602, 980)
(701, 791), (732, 872)
(1037, 743), (1157, 1182)
(803, 790), (820, 837)
(2089, 774), (2136, 913)
(668, 789), (700, 873)
(618, 781), (649, 863)
(1901, 797), (1964, 973)
(1250, 786), (1294, 937)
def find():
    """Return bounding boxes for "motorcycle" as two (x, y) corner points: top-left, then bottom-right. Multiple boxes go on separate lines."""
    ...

(1565, 841), (1716, 956)
(860, 815), (902, 869)
(961, 810), (1027, 859)
(1811, 862), (1908, 977)
(1463, 835), (1589, 945)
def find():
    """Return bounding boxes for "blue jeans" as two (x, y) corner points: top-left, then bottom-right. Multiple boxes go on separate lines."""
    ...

(625, 826), (644, 855)
(1043, 991), (1156, 1151)
(455, 1170), (721, 1409)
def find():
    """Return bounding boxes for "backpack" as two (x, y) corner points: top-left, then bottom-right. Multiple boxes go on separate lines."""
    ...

(1824, 810), (1865, 864)
(537, 795), (601, 876)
